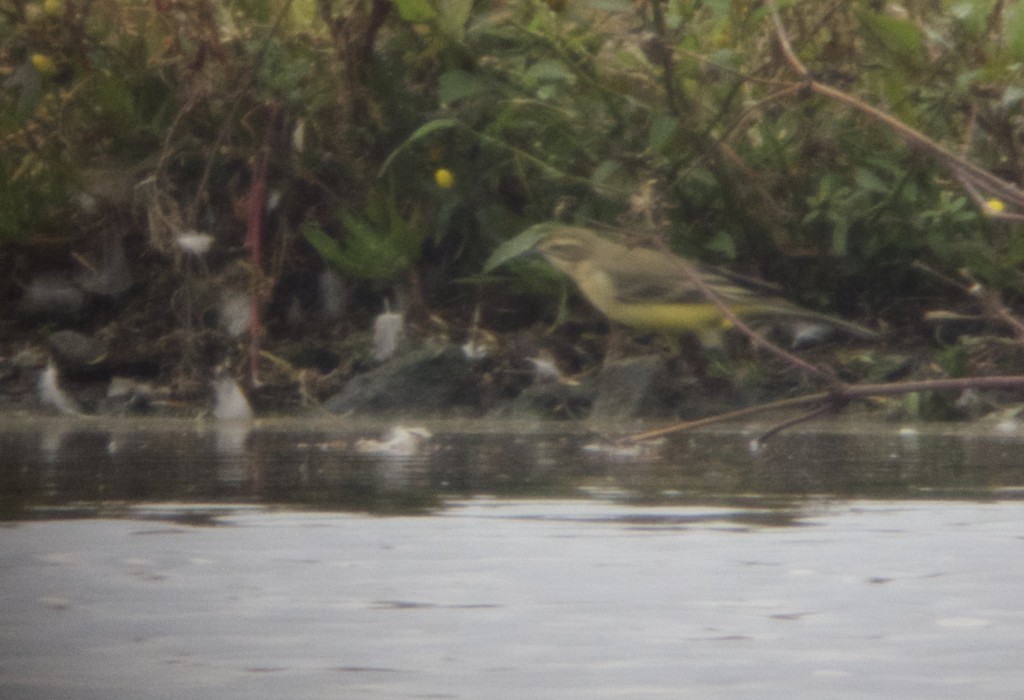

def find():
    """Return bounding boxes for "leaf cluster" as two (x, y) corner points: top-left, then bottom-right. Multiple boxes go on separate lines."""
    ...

(390, 0), (1024, 321)
(3, 0), (1024, 337)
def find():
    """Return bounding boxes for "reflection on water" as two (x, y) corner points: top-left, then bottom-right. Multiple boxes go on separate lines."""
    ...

(3, 417), (1024, 700)
(2, 416), (1023, 520)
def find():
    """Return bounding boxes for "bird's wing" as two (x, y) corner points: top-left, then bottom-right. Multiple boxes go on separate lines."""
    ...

(593, 243), (877, 339)
(610, 254), (782, 308)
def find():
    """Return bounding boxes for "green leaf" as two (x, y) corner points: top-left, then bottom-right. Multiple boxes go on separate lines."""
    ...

(648, 113), (678, 154)
(830, 215), (850, 257)
(587, 0), (633, 10)
(1003, 85), (1024, 108)
(590, 159), (629, 198)
(378, 118), (459, 175)
(438, 70), (486, 104)
(523, 59), (576, 87)
(854, 168), (888, 194)
(301, 221), (349, 271)
(436, 0), (473, 40)
(856, 9), (926, 69)
(13, 63), (44, 122)
(286, 0), (319, 28)
(704, 230), (736, 260)
(302, 194), (421, 283)
(337, 212), (396, 279)
(951, 0), (996, 38)
(1005, 1), (1024, 61)
(393, 0), (437, 23)
(90, 74), (137, 129)
(482, 223), (560, 272)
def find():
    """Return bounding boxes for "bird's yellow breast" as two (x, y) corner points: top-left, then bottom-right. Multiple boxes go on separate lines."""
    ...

(575, 264), (752, 332)
(604, 301), (734, 332)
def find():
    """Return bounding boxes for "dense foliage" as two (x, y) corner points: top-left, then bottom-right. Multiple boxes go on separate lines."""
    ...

(3, 0), (1023, 385)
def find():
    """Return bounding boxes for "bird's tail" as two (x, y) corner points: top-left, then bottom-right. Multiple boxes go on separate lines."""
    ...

(744, 304), (879, 345)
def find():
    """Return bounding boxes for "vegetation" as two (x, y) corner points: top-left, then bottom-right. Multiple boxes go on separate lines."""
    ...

(2, 0), (1024, 415)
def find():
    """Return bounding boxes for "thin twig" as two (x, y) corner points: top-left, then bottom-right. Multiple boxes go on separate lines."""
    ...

(810, 81), (1024, 212)
(965, 277), (1024, 345)
(914, 262), (1024, 346)
(649, 0), (682, 115)
(624, 1), (1024, 446)
(766, 0), (1024, 217)
(753, 402), (838, 447)
(623, 393), (833, 443)
(189, 0), (294, 225)
(765, 0), (1024, 352)
(911, 260), (972, 293)
(622, 374), (1024, 443)
(768, 0), (809, 78)
(954, 172), (1024, 222)
(667, 253), (836, 382)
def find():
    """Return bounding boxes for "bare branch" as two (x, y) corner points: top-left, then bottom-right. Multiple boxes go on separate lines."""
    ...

(765, 0), (1024, 219)
(668, 254), (836, 383)
(623, 375), (1024, 443)
(914, 262), (1024, 348)
(753, 402), (838, 447)
(767, 0), (809, 78)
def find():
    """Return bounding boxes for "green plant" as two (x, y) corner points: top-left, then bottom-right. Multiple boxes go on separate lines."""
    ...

(301, 187), (423, 283)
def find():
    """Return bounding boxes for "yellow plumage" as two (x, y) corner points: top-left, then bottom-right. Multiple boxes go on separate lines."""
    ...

(534, 227), (877, 346)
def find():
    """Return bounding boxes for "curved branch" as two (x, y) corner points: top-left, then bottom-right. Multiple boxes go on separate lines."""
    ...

(623, 374), (1024, 443)
(765, 0), (1024, 216)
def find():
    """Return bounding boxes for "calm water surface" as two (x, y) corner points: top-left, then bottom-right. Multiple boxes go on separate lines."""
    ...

(1, 415), (1023, 699)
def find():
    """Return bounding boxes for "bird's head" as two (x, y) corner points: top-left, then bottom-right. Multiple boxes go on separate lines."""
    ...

(482, 223), (608, 279)
(533, 227), (603, 276)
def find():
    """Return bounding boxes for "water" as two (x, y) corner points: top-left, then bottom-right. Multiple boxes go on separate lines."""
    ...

(4, 415), (1024, 516)
(1, 415), (1024, 698)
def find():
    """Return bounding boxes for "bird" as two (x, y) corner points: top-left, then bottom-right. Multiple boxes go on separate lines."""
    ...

(532, 226), (878, 348)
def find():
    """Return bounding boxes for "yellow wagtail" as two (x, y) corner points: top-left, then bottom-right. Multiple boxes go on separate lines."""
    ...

(533, 226), (878, 347)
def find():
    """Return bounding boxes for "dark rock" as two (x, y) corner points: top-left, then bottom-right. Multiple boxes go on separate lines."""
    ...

(48, 330), (108, 369)
(488, 382), (594, 420)
(590, 354), (681, 419)
(102, 376), (162, 414)
(76, 237), (133, 297)
(325, 346), (482, 416)
(19, 275), (84, 318)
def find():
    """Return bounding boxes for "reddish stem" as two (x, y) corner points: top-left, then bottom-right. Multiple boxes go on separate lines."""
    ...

(244, 115), (273, 385)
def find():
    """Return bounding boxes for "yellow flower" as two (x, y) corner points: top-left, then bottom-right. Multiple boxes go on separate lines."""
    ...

(31, 53), (57, 76)
(43, 0), (63, 18)
(434, 168), (454, 189)
(986, 198), (1005, 214)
